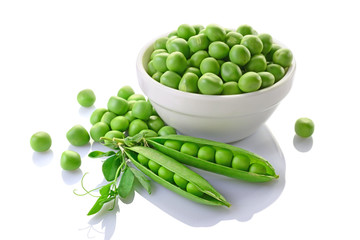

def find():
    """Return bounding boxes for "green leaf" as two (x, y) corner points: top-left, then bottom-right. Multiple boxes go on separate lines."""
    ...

(129, 166), (151, 194)
(118, 167), (135, 198)
(123, 132), (145, 147)
(88, 151), (116, 158)
(102, 155), (122, 181)
(87, 195), (106, 215)
(99, 183), (113, 196)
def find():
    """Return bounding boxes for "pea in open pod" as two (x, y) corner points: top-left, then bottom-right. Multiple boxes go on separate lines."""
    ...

(147, 135), (279, 182)
(125, 146), (230, 207)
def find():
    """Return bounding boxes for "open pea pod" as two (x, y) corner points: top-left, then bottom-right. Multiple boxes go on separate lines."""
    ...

(125, 146), (230, 207)
(147, 135), (279, 182)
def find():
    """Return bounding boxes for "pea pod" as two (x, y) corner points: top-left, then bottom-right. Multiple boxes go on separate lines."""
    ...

(147, 135), (279, 182)
(125, 146), (230, 207)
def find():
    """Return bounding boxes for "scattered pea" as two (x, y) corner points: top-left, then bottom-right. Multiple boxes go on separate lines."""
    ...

(117, 86), (135, 100)
(90, 108), (107, 125)
(77, 89), (96, 107)
(128, 119), (148, 136)
(110, 116), (129, 132)
(127, 94), (146, 101)
(60, 150), (81, 171)
(158, 126), (177, 136)
(147, 115), (165, 132)
(295, 117), (314, 138)
(132, 101), (152, 121)
(101, 111), (117, 126)
(30, 131), (52, 152)
(66, 125), (90, 146)
(90, 122), (110, 142)
(107, 96), (128, 115)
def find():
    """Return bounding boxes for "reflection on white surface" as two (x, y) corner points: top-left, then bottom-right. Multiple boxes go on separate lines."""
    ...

(68, 143), (92, 157)
(62, 169), (83, 185)
(293, 135), (313, 152)
(78, 105), (96, 119)
(32, 150), (54, 167)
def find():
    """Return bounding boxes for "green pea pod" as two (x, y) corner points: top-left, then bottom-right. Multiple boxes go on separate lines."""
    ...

(125, 146), (230, 207)
(147, 135), (279, 182)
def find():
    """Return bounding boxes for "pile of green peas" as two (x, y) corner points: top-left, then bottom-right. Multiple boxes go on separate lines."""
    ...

(147, 24), (293, 95)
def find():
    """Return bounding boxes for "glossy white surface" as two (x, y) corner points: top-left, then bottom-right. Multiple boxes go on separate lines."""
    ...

(1, 1), (360, 240)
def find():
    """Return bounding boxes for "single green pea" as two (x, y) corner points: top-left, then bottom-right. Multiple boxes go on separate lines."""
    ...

(245, 54), (267, 72)
(30, 131), (52, 152)
(160, 71), (182, 89)
(139, 129), (158, 138)
(236, 24), (256, 36)
(127, 94), (146, 101)
(158, 167), (175, 183)
(137, 154), (149, 166)
(152, 72), (163, 82)
(178, 72), (199, 93)
(158, 126), (177, 136)
(152, 52), (169, 73)
(188, 34), (210, 53)
(66, 124), (90, 146)
(258, 33), (273, 55)
(208, 41), (230, 60)
(107, 96), (129, 115)
(165, 36), (177, 50)
(232, 154), (250, 171)
(273, 48), (293, 68)
(147, 115), (165, 132)
(148, 160), (161, 174)
(166, 38), (190, 58)
(132, 101), (152, 121)
(60, 150), (81, 171)
(198, 73), (224, 95)
(177, 24), (196, 40)
(77, 89), (96, 107)
(220, 62), (242, 82)
(90, 108), (107, 125)
(103, 130), (125, 146)
(164, 140), (182, 151)
(173, 174), (188, 189)
(180, 142), (199, 157)
(128, 119), (148, 136)
(167, 31), (177, 38)
(127, 100), (137, 110)
(147, 60), (157, 76)
(197, 146), (215, 162)
(199, 57), (220, 75)
(186, 182), (203, 197)
(117, 85), (135, 100)
(150, 49), (167, 60)
(266, 63), (285, 82)
(295, 117), (314, 138)
(241, 35), (263, 55)
(215, 149), (233, 167)
(265, 44), (281, 61)
(90, 122), (110, 142)
(222, 82), (242, 95)
(154, 37), (168, 50)
(258, 72), (275, 89)
(110, 116), (129, 131)
(124, 111), (136, 122)
(101, 111), (117, 126)
(238, 72), (262, 92)
(249, 163), (267, 175)
(229, 45), (251, 66)
(192, 24), (204, 34)
(225, 31), (243, 48)
(166, 51), (188, 74)
(184, 67), (202, 78)
(205, 24), (226, 42)
(189, 50), (209, 68)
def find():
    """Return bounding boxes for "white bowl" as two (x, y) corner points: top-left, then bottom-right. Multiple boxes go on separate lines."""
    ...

(136, 38), (296, 143)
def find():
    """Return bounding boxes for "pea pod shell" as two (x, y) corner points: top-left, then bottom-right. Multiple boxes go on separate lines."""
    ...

(125, 146), (230, 207)
(147, 135), (279, 182)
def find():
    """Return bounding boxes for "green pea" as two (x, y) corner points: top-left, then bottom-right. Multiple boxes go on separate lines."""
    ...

(198, 73), (224, 95)
(184, 67), (202, 78)
(177, 24), (196, 40)
(132, 101), (152, 121)
(295, 117), (314, 138)
(222, 82), (242, 95)
(117, 85), (135, 100)
(200, 57), (220, 75)
(173, 174), (188, 189)
(236, 24), (256, 36)
(104, 130), (125, 146)
(208, 41), (230, 60)
(107, 96), (129, 115)
(249, 163), (267, 175)
(178, 72), (199, 93)
(30, 131), (52, 152)
(152, 52), (169, 73)
(158, 167), (174, 183)
(167, 31), (177, 38)
(152, 72), (163, 82)
(90, 122), (110, 142)
(232, 154), (250, 171)
(180, 142), (199, 156)
(186, 182), (203, 197)
(229, 45), (251, 66)
(66, 125), (90, 146)
(147, 115), (165, 132)
(225, 31), (243, 48)
(166, 51), (188, 74)
(90, 108), (107, 125)
(101, 111), (117, 126)
(110, 116), (129, 131)
(164, 140), (182, 151)
(128, 119), (148, 136)
(273, 48), (293, 68)
(160, 71), (182, 89)
(241, 35), (263, 55)
(147, 60), (157, 76)
(148, 160), (161, 174)
(127, 94), (146, 101)
(139, 129), (158, 138)
(137, 154), (149, 166)
(238, 72), (262, 92)
(266, 64), (285, 82)
(220, 62), (242, 82)
(188, 34), (210, 53)
(124, 111), (136, 122)
(258, 33), (273, 55)
(165, 36), (177, 50)
(150, 49), (167, 60)
(60, 150), (81, 171)
(215, 149), (233, 167)
(77, 89), (96, 107)
(258, 72), (275, 89)
(265, 44), (281, 61)
(154, 37), (168, 50)
(127, 100), (137, 110)
(197, 146), (215, 162)
(166, 38), (190, 59)
(189, 50), (209, 68)
(205, 24), (226, 42)
(158, 126), (176, 136)
(245, 54), (267, 72)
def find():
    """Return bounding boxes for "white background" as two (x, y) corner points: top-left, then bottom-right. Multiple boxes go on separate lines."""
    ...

(1, 0), (359, 239)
